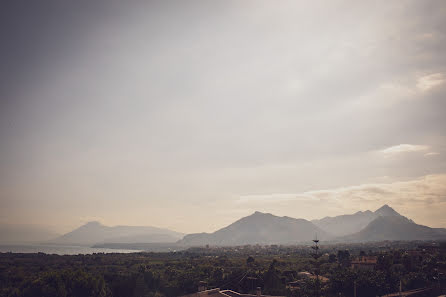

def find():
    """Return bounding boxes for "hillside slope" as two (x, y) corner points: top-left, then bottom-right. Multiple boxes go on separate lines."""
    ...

(178, 211), (330, 246)
(342, 215), (446, 242)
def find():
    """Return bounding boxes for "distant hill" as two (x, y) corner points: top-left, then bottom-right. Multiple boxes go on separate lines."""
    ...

(342, 215), (446, 242)
(50, 222), (184, 246)
(312, 204), (401, 236)
(0, 224), (60, 244)
(178, 211), (330, 246)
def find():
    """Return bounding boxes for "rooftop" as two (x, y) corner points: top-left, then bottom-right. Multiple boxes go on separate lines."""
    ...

(179, 288), (284, 297)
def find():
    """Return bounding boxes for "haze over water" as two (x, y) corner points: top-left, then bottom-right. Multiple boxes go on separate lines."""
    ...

(0, 244), (141, 255)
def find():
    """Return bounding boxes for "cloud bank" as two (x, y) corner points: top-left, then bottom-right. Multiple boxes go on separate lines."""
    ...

(0, 1), (445, 233)
(237, 174), (446, 228)
(379, 144), (430, 155)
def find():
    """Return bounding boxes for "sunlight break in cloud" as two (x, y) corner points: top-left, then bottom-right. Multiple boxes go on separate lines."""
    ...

(236, 174), (446, 227)
(424, 152), (440, 157)
(322, 175), (446, 207)
(379, 144), (429, 155)
(237, 174), (446, 206)
(416, 73), (446, 91)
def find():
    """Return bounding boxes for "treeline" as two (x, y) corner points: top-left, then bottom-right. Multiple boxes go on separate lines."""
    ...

(0, 245), (445, 297)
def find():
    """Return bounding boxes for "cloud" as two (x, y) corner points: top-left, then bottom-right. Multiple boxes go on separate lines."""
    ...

(379, 144), (430, 155)
(236, 174), (446, 227)
(237, 175), (446, 205)
(417, 73), (446, 91)
(2, 0), (446, 233)
(237, 193), (309, 204)
(424, 152), (440, 157)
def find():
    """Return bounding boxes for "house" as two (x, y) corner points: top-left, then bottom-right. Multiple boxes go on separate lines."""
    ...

(351, 256), (377, 271)
(286, 272), (329, 292)
(296, 271), (329, 283)
(178, 287), (284, 297)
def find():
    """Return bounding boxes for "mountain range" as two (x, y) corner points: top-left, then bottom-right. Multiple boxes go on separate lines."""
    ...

(5, 205), (445, 248)
(178, 205), (446, 247)
(178, 211), (330, 246)
(311, 204), (401, 236)
(0, 224), (60, 245)
(342, 215), (446, 242)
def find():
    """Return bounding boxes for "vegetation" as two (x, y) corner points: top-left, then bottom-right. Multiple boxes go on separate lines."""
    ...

(0, 242), (445, 297)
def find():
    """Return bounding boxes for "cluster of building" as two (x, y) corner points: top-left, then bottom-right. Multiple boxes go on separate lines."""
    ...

(350, 255), (378, 271)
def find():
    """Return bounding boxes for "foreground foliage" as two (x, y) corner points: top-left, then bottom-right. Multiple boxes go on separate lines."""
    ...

(0, 242), (445, 297)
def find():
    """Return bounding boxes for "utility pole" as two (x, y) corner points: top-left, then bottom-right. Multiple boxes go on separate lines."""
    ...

(399, 279), (402, 297)
(247, 277), (257, 294)
(312, 234), (321, 297)
(354, 280), (357, 297)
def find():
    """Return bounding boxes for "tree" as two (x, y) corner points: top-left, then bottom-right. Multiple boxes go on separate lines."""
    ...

(337, 250), (351, 267)
(329, 254), (337, 263)
(22, 270), (109, 297)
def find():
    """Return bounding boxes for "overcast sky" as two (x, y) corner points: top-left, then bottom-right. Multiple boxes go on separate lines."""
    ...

(1, 0), (446, 234)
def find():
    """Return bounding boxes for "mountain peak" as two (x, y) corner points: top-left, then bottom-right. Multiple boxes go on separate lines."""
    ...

(374, 204), (400, 216)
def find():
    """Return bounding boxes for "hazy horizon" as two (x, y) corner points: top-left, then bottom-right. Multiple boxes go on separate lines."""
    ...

(1, 0), (446, 235)
(0, 203), (406, 237)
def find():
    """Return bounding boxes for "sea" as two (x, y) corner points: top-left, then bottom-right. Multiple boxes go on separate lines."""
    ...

(0, 244), (142, 255)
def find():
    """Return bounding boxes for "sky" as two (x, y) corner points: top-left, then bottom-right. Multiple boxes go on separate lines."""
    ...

(1, 0), (446, 235)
